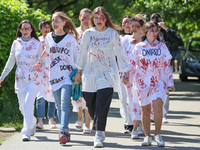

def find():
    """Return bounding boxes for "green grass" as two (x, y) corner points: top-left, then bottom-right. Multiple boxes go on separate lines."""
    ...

(0, 101), (23, 131)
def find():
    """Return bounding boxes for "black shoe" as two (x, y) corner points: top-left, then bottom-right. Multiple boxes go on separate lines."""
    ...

(124, 124), (133, 133)
(177, 67), (179, 72)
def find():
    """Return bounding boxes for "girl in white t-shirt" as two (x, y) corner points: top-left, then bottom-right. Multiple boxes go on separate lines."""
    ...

(33, 12), (78, 145)
(130, 22), (175, 147)
(0, 20), (43, 141)
(122, 14), (146, 139)
(75, 6), (129, 148)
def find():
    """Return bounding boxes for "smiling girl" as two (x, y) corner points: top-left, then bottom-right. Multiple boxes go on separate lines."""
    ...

(33, 12), (78, 145)
(0, 20), (43, 141)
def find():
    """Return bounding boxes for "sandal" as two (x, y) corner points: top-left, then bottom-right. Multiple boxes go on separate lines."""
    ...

(83, 127), (91, 134)
(75, 121), (83, 130)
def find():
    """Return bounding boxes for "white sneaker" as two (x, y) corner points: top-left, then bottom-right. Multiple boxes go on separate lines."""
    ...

(36, 121), (44, 129)
(162, 116), (168, 123)
(94, 131), (105, 148)
(22, 134), (30, 141)
(154, 134), (165, 147)
(137, 124), (144, 135)
(141, 136), (152, 146)
(49, 120), (57, 129)
(131, 129), (139, 139)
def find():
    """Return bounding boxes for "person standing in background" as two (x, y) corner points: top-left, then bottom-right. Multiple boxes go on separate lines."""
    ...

(170, 33), (184, 72)
(71, 8), (92, 134)
(0, 20), (43, 141)
(36, 19), (57, 130)
(144, 14), (150, 22)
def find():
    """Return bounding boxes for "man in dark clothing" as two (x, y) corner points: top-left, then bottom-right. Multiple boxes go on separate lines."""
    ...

(170, 34), (184, 72)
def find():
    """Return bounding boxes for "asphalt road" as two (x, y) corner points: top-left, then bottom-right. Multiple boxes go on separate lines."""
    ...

(0, 72), (200, 150)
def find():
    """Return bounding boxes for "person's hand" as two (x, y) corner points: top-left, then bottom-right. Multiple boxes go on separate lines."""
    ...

(0, 79), (3, 87)
(33, 60), (42, 72)
(157, 22), (168, 30)
(123, 71), (129, 85)
(74, 72), (81, 84)
(168, 86), (175, 92)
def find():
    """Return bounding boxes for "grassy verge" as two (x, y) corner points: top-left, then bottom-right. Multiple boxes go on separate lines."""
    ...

(0, 131), (17, 145)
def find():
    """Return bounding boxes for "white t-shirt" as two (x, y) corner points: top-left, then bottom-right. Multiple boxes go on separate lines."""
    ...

(130, 39), (174, 106)
(76, 27), (129, 92)
(44, 32), (78, 91)
(0, 37), (43, 93)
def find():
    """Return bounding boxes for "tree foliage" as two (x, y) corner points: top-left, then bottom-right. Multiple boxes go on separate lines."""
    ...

(24, 0), (200, 44)
(120, 0), (200, 43)
(0, 0), (50, 126)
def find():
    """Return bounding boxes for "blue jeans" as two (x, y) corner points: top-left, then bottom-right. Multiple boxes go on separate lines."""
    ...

(36, 97), (56, 118)
(53, 84), (72, 132)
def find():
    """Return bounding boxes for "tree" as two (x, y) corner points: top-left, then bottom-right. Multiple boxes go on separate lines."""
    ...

(122, 0), (200, 44)
(24, 0), (200, 44)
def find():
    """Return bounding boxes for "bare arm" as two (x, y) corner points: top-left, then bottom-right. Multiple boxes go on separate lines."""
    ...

(33, 51), (48, 70)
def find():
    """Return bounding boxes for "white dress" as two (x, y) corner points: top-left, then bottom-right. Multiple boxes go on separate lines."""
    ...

(118, 35), (133, 124)
(76, 27), (129, 92)
(37, 37), (55, 102)
(124, 36), (142, 121)
(44, 32), (78, 91)
(0, 37), (43, 93)
(130, 39), (174, 108)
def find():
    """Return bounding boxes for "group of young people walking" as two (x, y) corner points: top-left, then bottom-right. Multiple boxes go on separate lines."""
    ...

(0, 6), (175, 148)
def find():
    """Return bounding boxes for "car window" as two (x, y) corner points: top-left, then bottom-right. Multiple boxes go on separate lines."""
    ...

(190, 40), (200, 51)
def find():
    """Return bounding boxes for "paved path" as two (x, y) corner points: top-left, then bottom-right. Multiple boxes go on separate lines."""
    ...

(0, 73), (200, 150)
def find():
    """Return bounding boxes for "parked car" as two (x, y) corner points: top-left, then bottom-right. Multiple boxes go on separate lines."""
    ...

(179, 38), (200, 81)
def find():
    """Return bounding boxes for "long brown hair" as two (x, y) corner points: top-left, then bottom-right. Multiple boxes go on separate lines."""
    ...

(79, 8), (92, 17)
(53, 12), (78, 41)
(16, 20), (39, 41)
(91, 6), (121, 31)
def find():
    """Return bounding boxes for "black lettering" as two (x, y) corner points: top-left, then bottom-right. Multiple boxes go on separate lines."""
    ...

(50, 76), (65, 85)
(60, 65), (73, 71)
(142, 48), (161, 56)
(50, 56), (62, 68)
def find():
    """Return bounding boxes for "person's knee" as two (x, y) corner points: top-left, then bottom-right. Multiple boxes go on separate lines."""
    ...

(153, 98), (163, 113)
(141, 104), (151, 114)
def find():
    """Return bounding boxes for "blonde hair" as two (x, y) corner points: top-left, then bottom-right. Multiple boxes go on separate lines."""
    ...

(91, 6), (121, 31)
(53, 12), (78, 41)
(79, 8), (92, 17)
